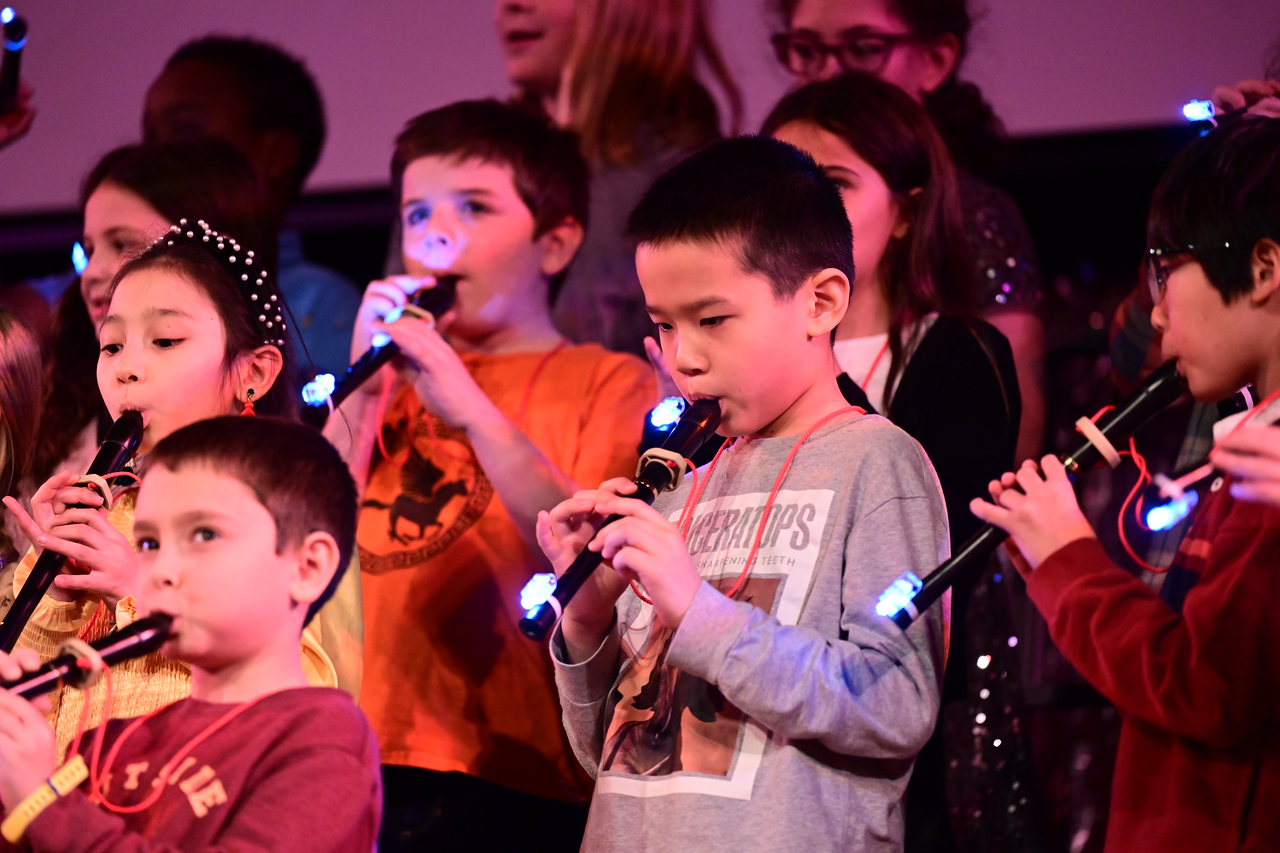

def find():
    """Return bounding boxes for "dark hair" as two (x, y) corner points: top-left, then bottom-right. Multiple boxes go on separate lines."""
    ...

(626, 135), (854, 303)
(144, 416), (357, 625)
(34, 141), (275, 484)
(163, 36), (326, 198)
(761, 72), (974, 388)
(392, 99), (591, 302)
(771, 0), (1007, 175)
(111, 240), (299, 420)
(1147, 116), (1280, 303)
(32, 286), (106, 484)
(0, 311), (41, 565)
(81, 139), (274, 271)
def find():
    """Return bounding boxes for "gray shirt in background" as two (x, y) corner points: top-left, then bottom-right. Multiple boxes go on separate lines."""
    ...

(552, 413), (950, 852)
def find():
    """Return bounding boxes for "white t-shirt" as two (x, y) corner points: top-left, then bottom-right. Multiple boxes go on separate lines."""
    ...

(833, 314), (938, 413)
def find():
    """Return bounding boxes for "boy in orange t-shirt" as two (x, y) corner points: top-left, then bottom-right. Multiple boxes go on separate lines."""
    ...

(324, 100), (654, 852)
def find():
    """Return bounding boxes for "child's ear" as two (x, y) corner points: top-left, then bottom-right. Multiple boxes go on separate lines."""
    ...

(289, 530), (341, 611)
(914, 34), (961, 97)
(536, 217), (585, 278)
(1251, 238), (1280, 305)
(891, 187), (924, 240)
(232, 345), (284, 406)
(805, 267), (850, 340)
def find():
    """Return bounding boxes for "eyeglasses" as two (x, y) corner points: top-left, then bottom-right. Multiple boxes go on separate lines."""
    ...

(771, 30), (919, 79)
(1145, 242), (1233, 303)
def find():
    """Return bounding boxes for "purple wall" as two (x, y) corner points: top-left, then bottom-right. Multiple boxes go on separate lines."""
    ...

(0, 0), (1275, 215)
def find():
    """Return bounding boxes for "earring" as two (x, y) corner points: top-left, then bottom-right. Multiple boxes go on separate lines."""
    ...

(241, 389), (256, 417)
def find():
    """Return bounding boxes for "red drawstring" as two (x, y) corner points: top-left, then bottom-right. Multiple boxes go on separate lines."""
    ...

(1087, 386), (1280, 574)
(861, 340), (890, 392)
(87, 690), (265, 813)
(631, 406), (863, 605)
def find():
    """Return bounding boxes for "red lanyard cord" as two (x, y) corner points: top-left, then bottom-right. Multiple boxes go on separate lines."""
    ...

(631, 405), (863, 605)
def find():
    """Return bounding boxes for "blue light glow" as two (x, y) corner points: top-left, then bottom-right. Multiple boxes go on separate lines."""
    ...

(301, 373), (336, 406)
(71, 242), (88, 275)
(1182, 99), (1215, 122)
(4, 34), (22, 50)
(1145, 490), (1199, 531)
(1, 8), (14, 25)
(520, 572), (558, 611)
(649, 396), (686, 430)
(875, 571), (923, 618)
(369, 304), (407, 349)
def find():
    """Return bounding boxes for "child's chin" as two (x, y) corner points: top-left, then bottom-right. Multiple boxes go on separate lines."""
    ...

(1184, 372), (1233, 404)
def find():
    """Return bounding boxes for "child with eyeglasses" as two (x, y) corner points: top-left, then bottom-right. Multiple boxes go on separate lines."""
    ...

(971, 114), (1280, 853)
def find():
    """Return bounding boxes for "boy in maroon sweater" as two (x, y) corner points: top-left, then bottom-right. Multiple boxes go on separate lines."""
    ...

(972, 116), (1280, 852)
(0, 418), (381, 852)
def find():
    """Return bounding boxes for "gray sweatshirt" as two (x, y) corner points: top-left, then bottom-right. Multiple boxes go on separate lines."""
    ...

(552, 414), (950, 852)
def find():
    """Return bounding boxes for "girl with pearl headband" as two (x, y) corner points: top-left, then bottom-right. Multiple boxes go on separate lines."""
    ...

(2, 222), (344, 759)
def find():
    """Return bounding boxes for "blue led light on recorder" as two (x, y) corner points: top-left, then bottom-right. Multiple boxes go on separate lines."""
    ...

(71, 242), (88, 276)
(875, 571), (922, 619)
(1182, 99), (1215, 123)
(649, 396), (686, 431)
(520, 572), (558, 616)
(1145, 490), (1199, 532)
(301, 373), (337, 407)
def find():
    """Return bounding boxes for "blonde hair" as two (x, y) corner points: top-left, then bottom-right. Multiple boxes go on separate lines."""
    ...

(0, 311), (42, 562)
(561, 0), (742, 167)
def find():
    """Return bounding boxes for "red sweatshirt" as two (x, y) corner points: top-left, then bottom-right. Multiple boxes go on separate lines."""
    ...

(6, 687), (381, 853)
(1026, 475), (1280, 852)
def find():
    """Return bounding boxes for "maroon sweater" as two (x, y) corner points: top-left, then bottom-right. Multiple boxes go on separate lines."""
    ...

(1027, 476), (1280, 852)
(9, 687), (380, 853)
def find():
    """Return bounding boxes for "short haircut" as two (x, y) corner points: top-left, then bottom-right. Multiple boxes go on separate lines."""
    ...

(626, 134), (854, 299)
(145, 416), (358, 625)
(164, 36), (326, 197)
(391, 100), (590, 302)
(1148, 116), (1280, 303)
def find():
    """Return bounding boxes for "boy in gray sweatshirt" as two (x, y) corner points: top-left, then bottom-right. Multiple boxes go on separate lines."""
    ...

(536, 136), (949, 853)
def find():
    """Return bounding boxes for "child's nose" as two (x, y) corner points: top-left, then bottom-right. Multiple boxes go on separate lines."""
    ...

(144, 557), (180, 593)
(673, 337), (708, 375)
(409, 212), (465, 271)
(115, 346), (144, 384)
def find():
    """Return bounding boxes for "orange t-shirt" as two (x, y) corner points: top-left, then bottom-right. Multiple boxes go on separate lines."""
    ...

(358, 342), (655, 803)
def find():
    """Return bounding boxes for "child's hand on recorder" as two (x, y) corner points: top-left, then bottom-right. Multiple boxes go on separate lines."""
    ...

(1210, 425), (1280, 510)
(537, 478), (702, 656)
(0, 647), (55, 810)
(4, 471), (140, 608)
(969, 455), (1097, 571)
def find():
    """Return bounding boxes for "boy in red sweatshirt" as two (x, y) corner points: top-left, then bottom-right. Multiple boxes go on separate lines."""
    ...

(972, 115), (1280, 852)
(0, 417), (381, 852)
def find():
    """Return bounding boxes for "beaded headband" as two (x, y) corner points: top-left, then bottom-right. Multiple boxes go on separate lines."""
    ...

(150, 218), (288, 348)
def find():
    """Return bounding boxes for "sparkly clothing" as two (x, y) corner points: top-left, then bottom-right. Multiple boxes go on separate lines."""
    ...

(961, 173), (1043, 314)
(836, 315), (1029, 851)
